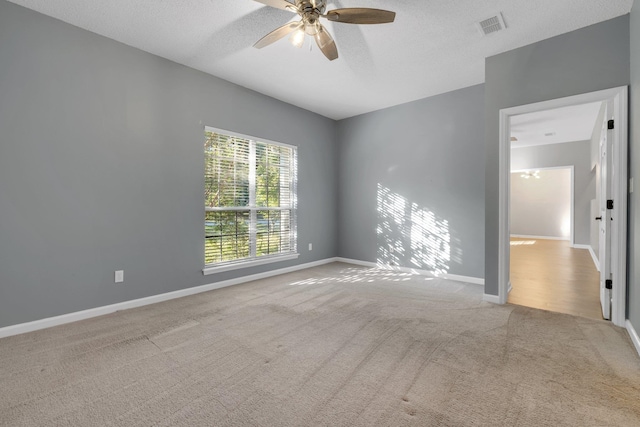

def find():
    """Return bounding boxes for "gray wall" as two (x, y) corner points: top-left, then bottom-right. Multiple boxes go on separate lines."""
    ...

(484, 15), (630, 296)
(511, 141), (594, 245)
(629, 2), (640, 333)
(0, 1), (338, 328)
(510, 168), (572, 240)
(337, 85), (485, 280)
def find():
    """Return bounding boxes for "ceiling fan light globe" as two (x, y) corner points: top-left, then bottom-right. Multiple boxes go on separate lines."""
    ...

(305, 22), (319, 35)
(290, 29), (305, 48)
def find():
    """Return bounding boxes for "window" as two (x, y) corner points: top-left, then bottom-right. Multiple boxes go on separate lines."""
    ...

(204, 127), (298, 274)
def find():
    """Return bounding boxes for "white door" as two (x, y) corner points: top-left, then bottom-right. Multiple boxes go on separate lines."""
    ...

(598, 110), (612, 320)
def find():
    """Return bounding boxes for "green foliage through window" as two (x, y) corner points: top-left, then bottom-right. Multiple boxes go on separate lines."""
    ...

(205, 129), (297, 266)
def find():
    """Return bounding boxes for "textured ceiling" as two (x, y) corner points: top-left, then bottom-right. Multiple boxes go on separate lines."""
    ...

(7, 0), (633, 120)
(511, 102), (603, 148)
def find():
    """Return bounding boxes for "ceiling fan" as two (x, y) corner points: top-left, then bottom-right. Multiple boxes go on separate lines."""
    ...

(252, 0), (396, 61)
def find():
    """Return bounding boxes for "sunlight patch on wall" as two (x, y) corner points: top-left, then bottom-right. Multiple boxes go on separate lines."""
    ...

(376, 184), (451, 275)
(561, 214), (571, 237)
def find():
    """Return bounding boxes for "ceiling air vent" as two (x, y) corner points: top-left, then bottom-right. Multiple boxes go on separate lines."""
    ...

(477, 13), (506, 36)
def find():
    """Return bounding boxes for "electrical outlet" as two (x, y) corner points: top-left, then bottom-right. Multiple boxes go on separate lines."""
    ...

(115, 270), (124, 283)
(308, 243), (313, 251)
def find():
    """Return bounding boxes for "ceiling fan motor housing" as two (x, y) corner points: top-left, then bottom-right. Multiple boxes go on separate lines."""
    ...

(296, 0), (326, 15)
(296, 0), (326, 34)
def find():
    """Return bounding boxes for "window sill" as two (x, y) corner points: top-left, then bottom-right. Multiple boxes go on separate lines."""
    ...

(202, 253), (300, 276)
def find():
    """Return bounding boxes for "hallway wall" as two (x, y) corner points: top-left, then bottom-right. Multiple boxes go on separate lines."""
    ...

(511, 141), (593, 245)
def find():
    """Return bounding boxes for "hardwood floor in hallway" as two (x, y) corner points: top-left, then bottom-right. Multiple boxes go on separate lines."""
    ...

(508, 237), (603, 321)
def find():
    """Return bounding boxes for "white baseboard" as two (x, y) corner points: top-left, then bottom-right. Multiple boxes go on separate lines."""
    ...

(571, 244), (591, 249)
(510, 234), (569, 241)
(335, 257), (484, 285)
(571, 244), (600, 272)
(443, 273), (485, 286)
(483, 294), (501, 304)
(335, 257), (377, 268)
(626, 320), (640, 358)
(0, 257), (339, 339)
(589, 247), (600, 272)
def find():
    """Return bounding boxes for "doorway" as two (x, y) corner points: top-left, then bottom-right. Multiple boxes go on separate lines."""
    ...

(509, 115), (599, 319)
(496, 87), (628, 326)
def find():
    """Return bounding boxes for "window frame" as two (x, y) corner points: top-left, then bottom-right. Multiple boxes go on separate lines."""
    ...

(202, 126), (298, 275)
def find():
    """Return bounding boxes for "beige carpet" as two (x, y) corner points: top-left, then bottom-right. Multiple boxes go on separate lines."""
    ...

(1, 262), (639, 426)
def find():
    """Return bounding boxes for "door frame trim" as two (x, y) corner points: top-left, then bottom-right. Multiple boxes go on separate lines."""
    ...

(497, 86), (628, 327)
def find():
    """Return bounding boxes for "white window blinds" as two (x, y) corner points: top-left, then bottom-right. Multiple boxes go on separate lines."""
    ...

(205, 128), (297, 267)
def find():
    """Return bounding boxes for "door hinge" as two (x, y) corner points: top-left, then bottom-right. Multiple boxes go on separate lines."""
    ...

(605, 280), (613, 290)
(608, 119), (615, 130)
(607, 199), (614, 210)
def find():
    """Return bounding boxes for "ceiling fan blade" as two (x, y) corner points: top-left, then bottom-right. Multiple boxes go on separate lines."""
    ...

(324, 8), (396, 24)
(254, 21), (303, 49)
(315, 26), (338, 61)
(252, 0), (297, 12)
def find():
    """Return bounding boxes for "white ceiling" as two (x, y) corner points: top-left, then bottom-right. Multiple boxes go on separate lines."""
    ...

(7, 0), (633, 120)
(510, 102), (604, 148)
